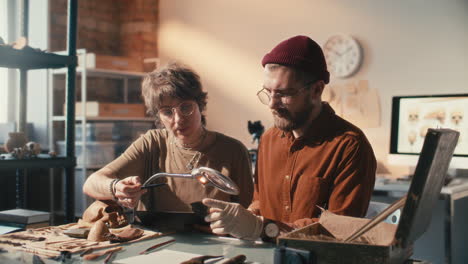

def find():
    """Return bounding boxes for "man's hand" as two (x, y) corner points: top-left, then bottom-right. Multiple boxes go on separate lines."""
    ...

(202, 198), (263, 241)
(114, 176), (146, 209)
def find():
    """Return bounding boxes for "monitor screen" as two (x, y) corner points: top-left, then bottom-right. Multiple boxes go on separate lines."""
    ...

(389, 94), (468, 168)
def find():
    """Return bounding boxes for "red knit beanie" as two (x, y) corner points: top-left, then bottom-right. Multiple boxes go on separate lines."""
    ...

(262, 35), (330, 84)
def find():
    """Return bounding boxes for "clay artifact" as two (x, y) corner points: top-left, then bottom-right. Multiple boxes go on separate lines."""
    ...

(80, 200), (128, 228)
(104, 227), (144, 243)
(87, 220), (109, 242)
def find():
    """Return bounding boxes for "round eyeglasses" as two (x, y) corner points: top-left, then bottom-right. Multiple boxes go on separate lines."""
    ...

(256, 81), (315, 106)
(256, 87), (305, 106)
(159, 101), (195, 120)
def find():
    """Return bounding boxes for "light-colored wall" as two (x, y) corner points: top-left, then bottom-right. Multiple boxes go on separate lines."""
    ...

(159, 0), (468, 177)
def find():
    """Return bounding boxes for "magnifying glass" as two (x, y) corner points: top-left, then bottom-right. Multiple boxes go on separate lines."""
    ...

(126, 167), (239, 224)
(141, 167), (240, 195)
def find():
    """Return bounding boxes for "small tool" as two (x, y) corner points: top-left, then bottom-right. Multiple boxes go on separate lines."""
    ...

(141, 183), (167, 189)
(180, 255), (223, 264)
(221, 254), (247, 264)
(138, 239), (176, 255)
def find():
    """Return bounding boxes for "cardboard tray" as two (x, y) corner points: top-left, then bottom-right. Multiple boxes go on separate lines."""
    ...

(278, 129), (460, 264)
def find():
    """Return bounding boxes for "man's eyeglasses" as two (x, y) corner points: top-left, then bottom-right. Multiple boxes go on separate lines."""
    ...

(159, 102), (195, 119)
(256, 82), (313, 106)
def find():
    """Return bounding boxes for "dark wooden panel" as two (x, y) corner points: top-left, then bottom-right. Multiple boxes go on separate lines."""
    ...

(396, 129), (459, 247)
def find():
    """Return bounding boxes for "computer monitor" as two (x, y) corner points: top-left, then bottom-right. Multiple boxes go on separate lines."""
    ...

(388, 94), (468, 169)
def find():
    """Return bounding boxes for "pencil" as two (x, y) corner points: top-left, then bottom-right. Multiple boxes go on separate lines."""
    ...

(138, 239), (176, 255)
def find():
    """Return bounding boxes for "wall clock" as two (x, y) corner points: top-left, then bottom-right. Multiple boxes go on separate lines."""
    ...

(323, 34), (363, 78)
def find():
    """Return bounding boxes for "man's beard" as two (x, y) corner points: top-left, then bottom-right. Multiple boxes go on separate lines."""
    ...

(272, 100), (313, 132)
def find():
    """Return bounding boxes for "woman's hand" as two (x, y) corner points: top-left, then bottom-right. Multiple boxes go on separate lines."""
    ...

(114, 176), (147, 209)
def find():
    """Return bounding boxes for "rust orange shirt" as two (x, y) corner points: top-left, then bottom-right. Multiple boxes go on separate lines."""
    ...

(249, 103), (376, 227)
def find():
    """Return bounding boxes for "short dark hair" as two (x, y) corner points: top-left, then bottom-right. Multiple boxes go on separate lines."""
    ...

(141, 62), (208, 127)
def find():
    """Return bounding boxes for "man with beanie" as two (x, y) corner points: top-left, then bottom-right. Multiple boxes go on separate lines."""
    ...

(203, 35), (376, 241)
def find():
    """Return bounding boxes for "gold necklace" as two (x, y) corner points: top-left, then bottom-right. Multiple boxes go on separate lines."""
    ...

(171, 129), (207, 171)
(177, 128), (207, 150)
(185, 151), (202, 170)
(171, 145), (203, 171)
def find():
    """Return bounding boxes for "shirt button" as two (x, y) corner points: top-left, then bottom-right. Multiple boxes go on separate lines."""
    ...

(285, 175), (290, 180)
(285, 205), (290, 211)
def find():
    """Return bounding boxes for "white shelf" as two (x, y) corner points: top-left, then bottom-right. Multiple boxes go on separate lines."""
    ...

(52, 67), (146, 78)
(48, 48), (150, 219)
(52, 116), (154, 122)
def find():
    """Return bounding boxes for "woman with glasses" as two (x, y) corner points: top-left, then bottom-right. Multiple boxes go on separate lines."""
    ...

(83, 62), (253, 223)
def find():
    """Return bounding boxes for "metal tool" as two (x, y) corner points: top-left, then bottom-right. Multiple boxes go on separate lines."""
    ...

(138, 239), (176, 255)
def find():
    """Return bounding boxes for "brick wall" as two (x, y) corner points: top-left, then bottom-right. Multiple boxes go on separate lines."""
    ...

(49, 0), (158, 68)
(120, 0), (159, 68)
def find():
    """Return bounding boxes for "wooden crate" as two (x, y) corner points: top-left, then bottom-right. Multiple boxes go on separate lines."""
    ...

(278, 222), (410, 264)
(277, 129), (459, 264)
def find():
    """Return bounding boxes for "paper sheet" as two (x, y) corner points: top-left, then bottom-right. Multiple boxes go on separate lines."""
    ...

(318, 211), (397, 245)
(323, 80), (381, 128)
(115, 249), (226, 264)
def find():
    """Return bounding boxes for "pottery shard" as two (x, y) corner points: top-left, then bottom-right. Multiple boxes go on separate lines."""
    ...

(105, 228), (144, 243)
(63, 228), (90, 238)
(87, 220), (109, 242)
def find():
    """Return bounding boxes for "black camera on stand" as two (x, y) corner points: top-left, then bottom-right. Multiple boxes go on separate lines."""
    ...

(247, 120), (264, 169)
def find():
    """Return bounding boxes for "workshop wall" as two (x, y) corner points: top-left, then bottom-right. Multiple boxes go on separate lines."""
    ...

(44, 0), (468, 180)
(158, 0), (468, 178)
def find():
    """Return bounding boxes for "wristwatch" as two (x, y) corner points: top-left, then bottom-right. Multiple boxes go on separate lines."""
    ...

(260, 218), (280, 243)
